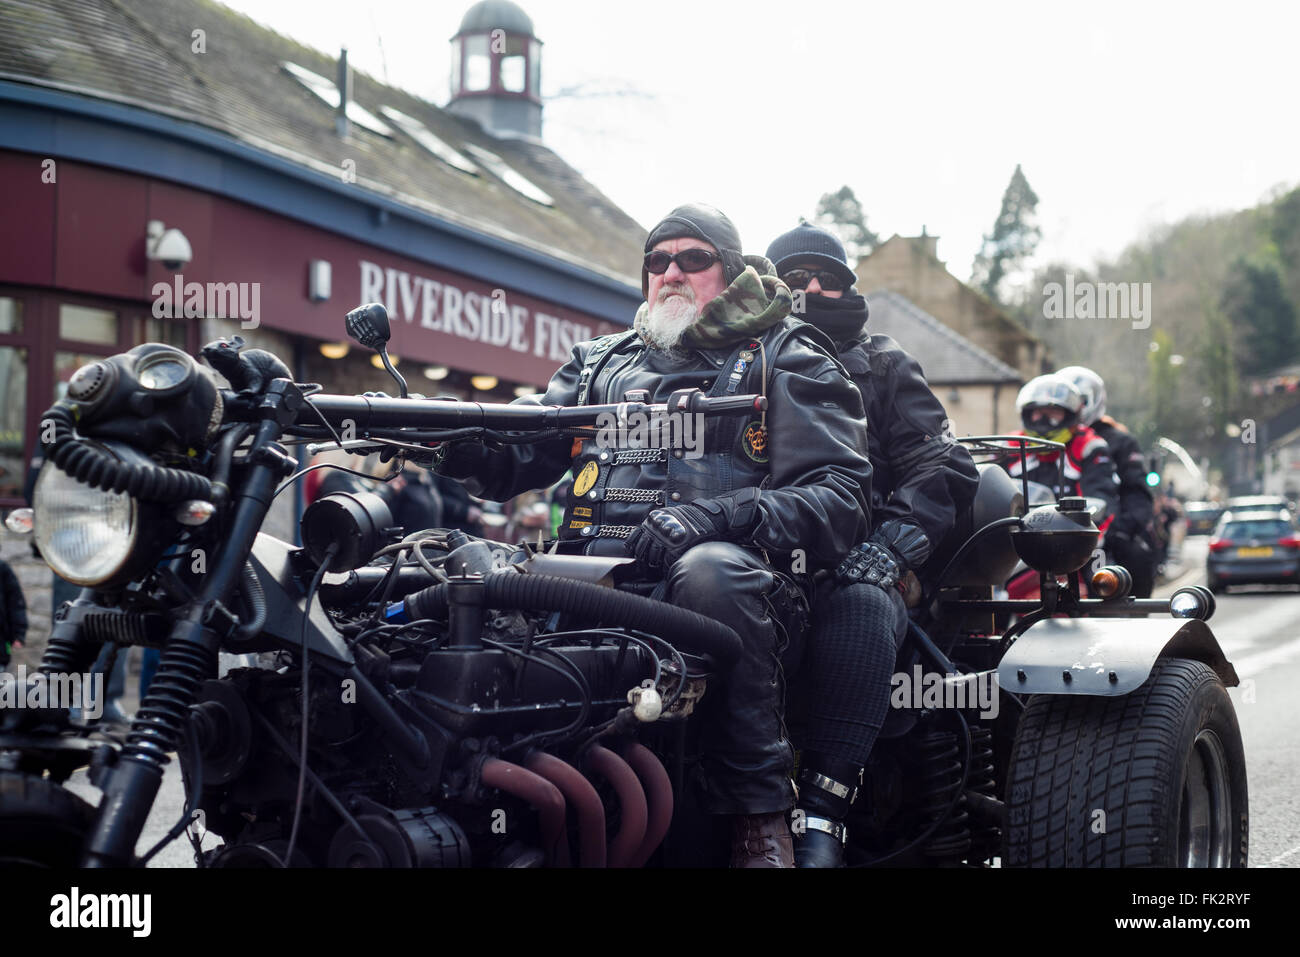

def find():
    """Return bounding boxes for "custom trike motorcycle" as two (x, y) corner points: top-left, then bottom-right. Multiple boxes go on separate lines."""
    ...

(0, 305), (1246, 868)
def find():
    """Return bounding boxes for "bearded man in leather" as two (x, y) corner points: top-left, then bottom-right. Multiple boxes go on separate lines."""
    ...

(436, 204), (872, 867)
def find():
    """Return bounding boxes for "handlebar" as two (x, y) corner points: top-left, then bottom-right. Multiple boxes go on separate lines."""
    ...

(278, 389), (767, 434)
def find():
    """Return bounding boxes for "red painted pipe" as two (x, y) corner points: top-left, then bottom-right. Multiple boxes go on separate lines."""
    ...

(525, 751), (607, 868)
(621, 742), (674, 868)
(481, 757), (570, 867)
(585, 744), (648, 868)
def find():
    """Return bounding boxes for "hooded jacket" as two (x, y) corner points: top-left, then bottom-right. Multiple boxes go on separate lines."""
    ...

(798, 292), (980, 567)
(437, 257), (872, 568)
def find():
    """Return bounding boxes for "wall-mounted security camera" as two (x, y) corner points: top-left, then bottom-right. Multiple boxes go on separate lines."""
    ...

(146, 219), (193, 271)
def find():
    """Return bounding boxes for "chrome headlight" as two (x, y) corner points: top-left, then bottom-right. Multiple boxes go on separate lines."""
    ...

(34, 454), (138, 587)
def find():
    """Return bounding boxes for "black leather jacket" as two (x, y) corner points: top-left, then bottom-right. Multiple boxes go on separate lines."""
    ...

(1092, 418), (1155, 538)
(437, 316), (873, 570)
(838, 332), (980, 565)
(798, 291), (979, 568)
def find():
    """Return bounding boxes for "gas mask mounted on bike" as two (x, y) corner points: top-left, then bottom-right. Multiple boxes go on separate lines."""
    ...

(61, 343), (222, 453)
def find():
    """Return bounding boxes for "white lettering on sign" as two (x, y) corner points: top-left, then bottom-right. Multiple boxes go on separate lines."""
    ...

(359, 260), (594, 360)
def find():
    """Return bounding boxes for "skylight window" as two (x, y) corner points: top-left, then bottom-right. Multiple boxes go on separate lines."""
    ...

(379, 107), (479, 175)
(461, 144), (554, 206)
(281, 61), (394, 138)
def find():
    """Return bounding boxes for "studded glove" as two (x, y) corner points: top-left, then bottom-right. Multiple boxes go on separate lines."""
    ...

(626, 487), (762, 574)
(836, 520), (931, 591)
(835, 540), (903, 590)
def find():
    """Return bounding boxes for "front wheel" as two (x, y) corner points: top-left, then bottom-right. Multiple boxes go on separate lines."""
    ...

(1003, 657), (1248, 867)
(0, 772), (96, 868)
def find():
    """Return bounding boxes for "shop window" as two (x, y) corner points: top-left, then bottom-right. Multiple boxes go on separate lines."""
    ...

(0, 346), (26, 500)
(140, 316), (188, 349)
(59, 304), (119, 346)
(464, 35), (490, 91)
(0, 297), (22, 334)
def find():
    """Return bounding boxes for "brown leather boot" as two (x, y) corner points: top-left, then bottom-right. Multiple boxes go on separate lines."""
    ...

(730, 812), (794, 868)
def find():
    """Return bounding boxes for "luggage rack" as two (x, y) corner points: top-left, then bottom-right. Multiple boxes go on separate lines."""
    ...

(957, 434), (1066, 508)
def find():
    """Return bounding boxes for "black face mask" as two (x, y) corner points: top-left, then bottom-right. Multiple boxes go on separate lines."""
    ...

(795, 291), (869, 345)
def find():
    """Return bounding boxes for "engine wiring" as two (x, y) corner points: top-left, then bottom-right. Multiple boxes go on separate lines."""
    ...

(479, 636), (593, 757)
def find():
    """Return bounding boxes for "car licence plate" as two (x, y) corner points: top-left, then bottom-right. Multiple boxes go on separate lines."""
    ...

(1237, 546), (1274, 557)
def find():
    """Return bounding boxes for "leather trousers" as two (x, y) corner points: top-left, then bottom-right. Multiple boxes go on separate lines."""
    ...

(665, 541), (797, 815)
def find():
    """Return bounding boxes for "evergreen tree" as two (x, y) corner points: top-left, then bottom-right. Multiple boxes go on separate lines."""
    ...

(1200, 305), (1237, 441)
(1220, 256), (1299, 375)
(1268, 186), (1300, 309)
(971, 164), (1042, 306)
(814, 185), (879, 261)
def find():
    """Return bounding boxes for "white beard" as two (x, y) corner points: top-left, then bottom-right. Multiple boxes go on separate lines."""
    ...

(640, 284), (699, 352)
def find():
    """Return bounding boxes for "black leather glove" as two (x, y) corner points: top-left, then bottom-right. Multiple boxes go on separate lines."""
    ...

(836, 540), (903, 589)
(836, 520), (931, 590)
(626, 487), (762, 574)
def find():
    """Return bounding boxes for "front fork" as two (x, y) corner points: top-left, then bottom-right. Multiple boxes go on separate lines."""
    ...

(77, 406), (298, 867)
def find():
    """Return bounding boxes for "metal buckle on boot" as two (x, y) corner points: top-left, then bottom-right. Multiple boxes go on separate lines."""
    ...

(802, 770), (857, 804)
(804, 816), (847, 844)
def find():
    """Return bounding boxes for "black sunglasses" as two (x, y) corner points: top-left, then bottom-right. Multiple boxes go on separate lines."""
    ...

(780, 268), (848, 292)
(644, 248), (724, 275)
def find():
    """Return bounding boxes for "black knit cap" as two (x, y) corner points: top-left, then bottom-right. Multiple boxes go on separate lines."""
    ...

(642, 203), (746, 299)
(765, 222), (858, 288)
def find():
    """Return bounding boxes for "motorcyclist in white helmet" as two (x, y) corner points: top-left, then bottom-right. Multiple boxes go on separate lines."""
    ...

(1058, 366), (1158, 596)
(1000, 373), (1119, 529)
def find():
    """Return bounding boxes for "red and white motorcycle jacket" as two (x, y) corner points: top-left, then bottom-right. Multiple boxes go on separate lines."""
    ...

(1002, 427), (1119, 533)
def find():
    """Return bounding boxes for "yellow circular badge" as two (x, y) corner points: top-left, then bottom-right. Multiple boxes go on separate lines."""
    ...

(573, 460), (600, 497)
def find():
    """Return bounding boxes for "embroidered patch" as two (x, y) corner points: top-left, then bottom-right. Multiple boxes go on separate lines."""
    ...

(742, 420), (768, 463)
(573, 460), (599, 497)
(568, 519), (591, 530)
(573, 506), (592, 518)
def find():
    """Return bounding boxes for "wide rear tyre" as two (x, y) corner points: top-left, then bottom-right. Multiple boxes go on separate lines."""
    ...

(0, 772), (96, 868)
(1003, 657), (1247, 867)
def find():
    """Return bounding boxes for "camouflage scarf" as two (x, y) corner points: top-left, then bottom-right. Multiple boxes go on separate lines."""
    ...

(634, 254), (793, 351)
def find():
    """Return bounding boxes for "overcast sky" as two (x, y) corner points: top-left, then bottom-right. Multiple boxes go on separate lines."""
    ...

(220, 0), (1300, 281)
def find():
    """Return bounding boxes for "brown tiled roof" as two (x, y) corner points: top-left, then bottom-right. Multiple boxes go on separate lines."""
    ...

(0, 0), (646, 285)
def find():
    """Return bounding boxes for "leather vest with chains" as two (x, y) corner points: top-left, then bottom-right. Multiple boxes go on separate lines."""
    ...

(559, 327), (794, 558)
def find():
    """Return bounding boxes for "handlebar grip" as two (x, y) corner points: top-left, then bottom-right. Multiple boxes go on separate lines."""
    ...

(690, 394), (767, 415)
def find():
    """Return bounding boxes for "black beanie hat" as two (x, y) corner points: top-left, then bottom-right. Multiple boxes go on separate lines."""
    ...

(642, 203), (746, 299)
(764, 222), (858, 288)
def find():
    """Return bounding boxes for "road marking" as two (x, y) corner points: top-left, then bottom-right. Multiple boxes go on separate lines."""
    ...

(1226, 634), (1300, 677)
(1207, 600), (1300, 659)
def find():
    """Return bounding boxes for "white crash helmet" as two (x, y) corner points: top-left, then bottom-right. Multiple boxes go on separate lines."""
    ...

(1057, 365), (1107, 426)
(1016, 374), (1085, 434)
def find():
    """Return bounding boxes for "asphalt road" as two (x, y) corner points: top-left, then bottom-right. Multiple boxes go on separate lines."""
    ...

(64, 535), (1300, 868)
(1159, 536), (1300, 868)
